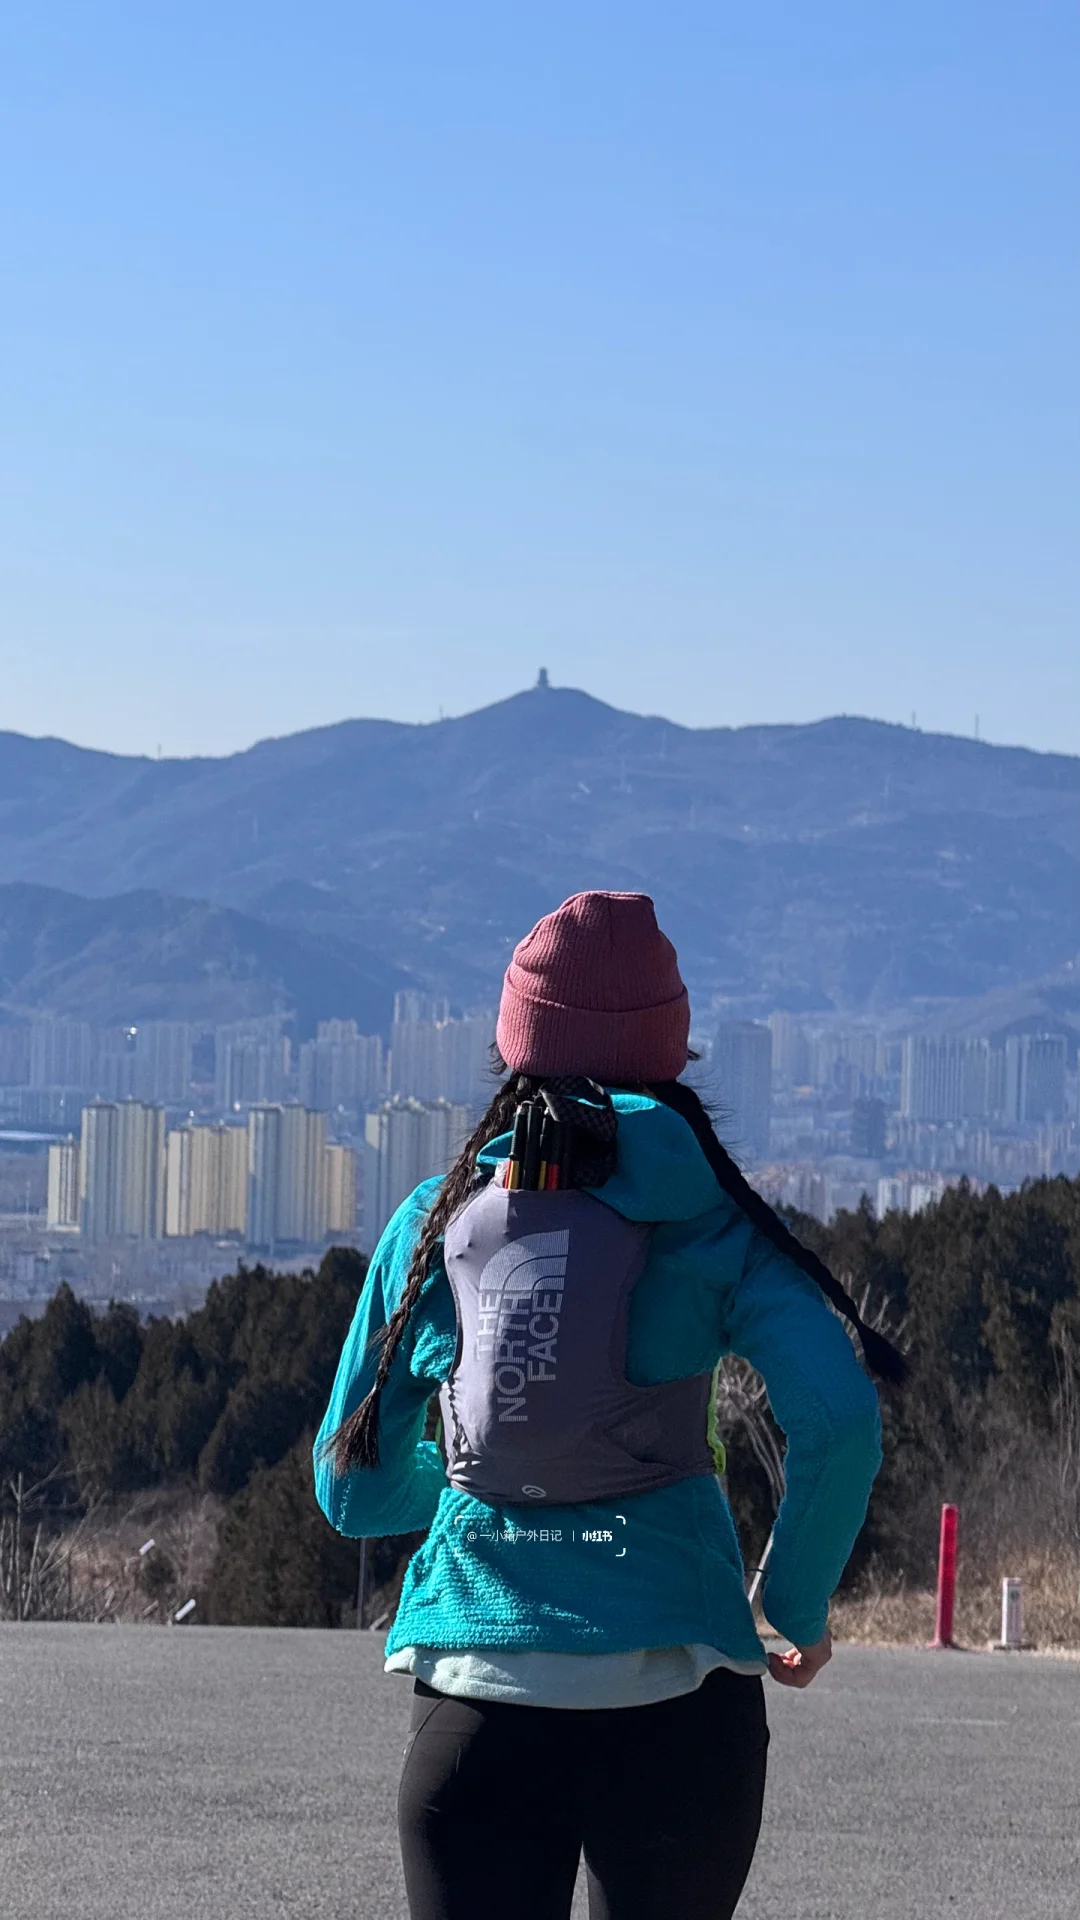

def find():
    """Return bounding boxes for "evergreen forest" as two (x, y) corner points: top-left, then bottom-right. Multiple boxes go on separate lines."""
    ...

(2, 1174), (1079, 1637)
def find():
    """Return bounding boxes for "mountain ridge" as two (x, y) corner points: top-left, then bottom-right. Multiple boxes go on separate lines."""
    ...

(0, 882), (407, 1032)
(10, 685), (1073, 768)
(0, 685), (1077, 1014)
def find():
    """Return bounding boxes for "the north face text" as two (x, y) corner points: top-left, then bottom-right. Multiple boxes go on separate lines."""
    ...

(474, 1229), (570, 1422)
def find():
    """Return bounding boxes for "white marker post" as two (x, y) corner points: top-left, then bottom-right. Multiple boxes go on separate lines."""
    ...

(991, 1576), (1033, 1651)
(173, 1599), (196, 1624)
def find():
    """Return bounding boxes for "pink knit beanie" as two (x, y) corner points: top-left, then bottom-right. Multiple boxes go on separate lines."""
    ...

(496, 891), (690, 1084)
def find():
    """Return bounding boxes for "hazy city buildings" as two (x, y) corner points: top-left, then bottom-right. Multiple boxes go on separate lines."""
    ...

(8, 1006), (489, 1123)
(215, 1021), (291, 1110)
(21, 1017), (192, 1105)
(388, 993), (495, 1107)
(135, 1022), (194, 1104)
(245, 1104), (322, 1248)
(325, 1142), (358, 1236)
(897, 1032), (1069, 1129)
(712, 1020), (772, 1161)
(851, 1096), (887, 1158)
(95, 1027), (137, 1101)
(165, 1123), (248, 1237)
(39, 1097), (357, 1251)
(363, 1098), (471, 1251)
(6, 990), (1078, 1266)
(78, 1100), (166, 1242)
(0, 1024), (30, 1085)
(46, 1137), (80, 1229)
(1004, 1033), (1067, 1125)
(29, 1018), (96, 1092)
(900, 1037), (992, 1123)
(298, 1021), (385, 1113)
(761, 1011), (1078, 1222)
(766, 1011), (809, 1085)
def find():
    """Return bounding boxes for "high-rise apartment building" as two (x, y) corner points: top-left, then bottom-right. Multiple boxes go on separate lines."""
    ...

(165, 1123), (247, 1236)
(196, 1123), (248, 1234)
(711, 1021), (772, 1161)
(135, 1022), (193, 1104)
(362, 1099), (471, 1251)
(766, 1013), (810, 1085)
(298, 1021), (385, 1113)
(900, 1037), (992, 1124)
(96, 1028), (137, 1100)
(810, 1030), (882, 1098)
(246, 1106), (281, 1248)
(164, 1113), (350, 1242)
(387, 1016), (440, 1101)
(79, 1100), (166, 1242)
(276, 1106), (328, 1242)
(1004, 1034), (1068, 1126)
(215, 1021), (291, 1110)
(114, 1101), (167, 1238)
(29, 1018), (96, 1092)
(325, 1143), (358, 1235)
(987, 1045), (1008, 1119)
(437, 1014), (496, 1106)
(246, 1104), (328, 1248)
(46, 1137), (81, 1228)
(80, 1103), (122, 1242)
(388, 995), (495, 1108)
(393, 991), (451, 1028)
(164, 1130), (190, 1236)
(0, 1024), (31, 1087)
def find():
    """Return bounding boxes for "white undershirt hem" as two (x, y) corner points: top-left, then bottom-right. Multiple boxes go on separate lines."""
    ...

(385, 1642), (768, 1708)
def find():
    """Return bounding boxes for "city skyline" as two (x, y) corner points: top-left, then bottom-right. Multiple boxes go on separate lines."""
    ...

(11, 993), (1079, 1253)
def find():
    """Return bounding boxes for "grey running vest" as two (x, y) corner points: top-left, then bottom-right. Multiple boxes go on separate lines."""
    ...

(438, 1181), (717, 1505)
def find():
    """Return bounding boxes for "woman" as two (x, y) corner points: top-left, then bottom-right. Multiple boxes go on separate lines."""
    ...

(314, 891), (901, 1920)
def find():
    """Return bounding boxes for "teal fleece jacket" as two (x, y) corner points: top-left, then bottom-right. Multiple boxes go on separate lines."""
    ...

(313, 1093), (883, 1661)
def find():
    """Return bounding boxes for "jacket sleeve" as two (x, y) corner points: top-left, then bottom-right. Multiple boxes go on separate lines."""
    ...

(723, 1231), (883, 1648)
(312, 1184), (448, 1539)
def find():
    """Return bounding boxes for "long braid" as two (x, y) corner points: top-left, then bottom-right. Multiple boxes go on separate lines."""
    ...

(319, 1073), (531, 1475)
(645, 1078), (907, 1385)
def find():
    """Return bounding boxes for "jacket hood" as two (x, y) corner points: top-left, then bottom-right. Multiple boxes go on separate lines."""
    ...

(475, 1089), (728, 1224)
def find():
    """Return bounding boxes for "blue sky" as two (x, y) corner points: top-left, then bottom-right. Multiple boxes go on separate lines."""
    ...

(1, 2), (1077, 758)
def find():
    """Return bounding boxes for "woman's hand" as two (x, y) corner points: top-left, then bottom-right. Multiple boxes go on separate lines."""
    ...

(767, 1630), (832, 1689)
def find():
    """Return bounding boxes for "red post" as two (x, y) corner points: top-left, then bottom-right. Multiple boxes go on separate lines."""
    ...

(931, 1503), (959, 1649)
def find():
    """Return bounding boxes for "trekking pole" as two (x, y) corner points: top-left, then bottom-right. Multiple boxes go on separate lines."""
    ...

(521, 1102), (543, 1191)
(507, 1106), (528, 1189)
(356, 1537), (368, 1630)
(746, 1528), (774, 1611)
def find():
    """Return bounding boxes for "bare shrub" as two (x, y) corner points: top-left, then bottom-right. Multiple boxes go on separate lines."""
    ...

(1, 1482), (224, 1624)
(712, 1356), (785, 1513)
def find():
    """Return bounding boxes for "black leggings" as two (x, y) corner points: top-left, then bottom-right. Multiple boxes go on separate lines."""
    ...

(397, 1664), (769, 1920)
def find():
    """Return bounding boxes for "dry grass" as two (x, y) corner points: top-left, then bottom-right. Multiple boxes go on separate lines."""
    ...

(52, 1488), (223, 1624)
(821, 1551), (1080, 1651)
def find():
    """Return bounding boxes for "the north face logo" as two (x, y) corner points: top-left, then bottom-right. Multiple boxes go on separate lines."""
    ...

(474, 1229), (569, 1423)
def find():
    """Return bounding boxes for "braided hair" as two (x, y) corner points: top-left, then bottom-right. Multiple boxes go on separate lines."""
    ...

(640, 1077), (907, 1388)
(321, 1069), (547, 1475)
(320, 1058), (905, 1477)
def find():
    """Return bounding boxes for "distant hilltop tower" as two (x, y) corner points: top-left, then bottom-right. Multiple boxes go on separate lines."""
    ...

(536, 667), (550, 689)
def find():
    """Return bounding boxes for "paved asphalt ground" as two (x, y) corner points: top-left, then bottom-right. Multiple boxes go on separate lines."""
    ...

(2, 1626), (1079, 1918)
